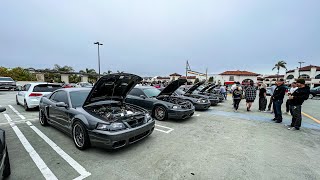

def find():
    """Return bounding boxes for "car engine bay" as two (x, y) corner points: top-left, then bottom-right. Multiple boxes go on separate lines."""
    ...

(157, 96), (193, 109)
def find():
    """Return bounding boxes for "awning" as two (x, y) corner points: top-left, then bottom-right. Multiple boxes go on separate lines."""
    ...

(224, 81), (234, 85)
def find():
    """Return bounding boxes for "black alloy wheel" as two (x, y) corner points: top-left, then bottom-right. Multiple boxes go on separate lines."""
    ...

(39, 110), (48, 126)
(72, 121), (90, 150)
(154, 106), (167, 121)
(24, 100), (29, 111)
(16, 96), (19, 105)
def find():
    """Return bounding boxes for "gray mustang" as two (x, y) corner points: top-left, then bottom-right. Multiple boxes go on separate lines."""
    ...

(39, 73), (155, 150)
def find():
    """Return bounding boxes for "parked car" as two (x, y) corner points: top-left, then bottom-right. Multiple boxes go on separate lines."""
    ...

(39, 73), (155, 150)
(16, 83), (62, 111)
(62, 83), (77, 88)
(181, 82), (220, 105)
(199, 84), (224, 102)
(0, 77), (16, 91)
(309, 86), (320, 99)
(126, 79), (195, 121)
(76, 82), (93, 88)
(0, 107), (11, 179)
(172, 89), (211, 110)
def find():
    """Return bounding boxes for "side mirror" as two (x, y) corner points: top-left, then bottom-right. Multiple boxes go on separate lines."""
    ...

(56, 102), (68, 108)
(140, 95), (146, 99)
(0, 107), (6, 113)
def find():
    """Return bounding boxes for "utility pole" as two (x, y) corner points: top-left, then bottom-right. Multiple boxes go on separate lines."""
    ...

(94, 42), (103, 78)
(186, 60), (188, 88)
(298, 61), (305, 78)
(206, 68), (208, 82)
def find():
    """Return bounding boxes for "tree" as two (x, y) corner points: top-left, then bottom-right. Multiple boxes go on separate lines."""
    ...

(0, 67), (36, 81)
(272, 61), (287, 80)
(208, 76), (214, 83)
(194, 78), (200, 84)
(53, 64), (74, 72)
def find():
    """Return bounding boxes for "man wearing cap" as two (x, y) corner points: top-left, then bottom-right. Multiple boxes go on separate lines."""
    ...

(287, 79), (310, 130)
(272, 79), (286, 123)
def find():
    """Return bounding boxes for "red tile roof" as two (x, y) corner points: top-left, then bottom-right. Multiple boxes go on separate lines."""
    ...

(170, 73), (182, 76)
(157, 76), (170, 79)
(287, 65), (320, 73)
(219, 70), (259, 76)
(179, 76), (197, 79)
(264, 75), (285, 78)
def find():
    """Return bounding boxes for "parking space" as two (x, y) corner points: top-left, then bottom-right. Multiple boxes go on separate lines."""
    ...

(1, 91), (320, 179)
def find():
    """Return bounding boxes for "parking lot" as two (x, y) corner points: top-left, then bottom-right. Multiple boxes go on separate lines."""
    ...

(1, 90), (320, 180)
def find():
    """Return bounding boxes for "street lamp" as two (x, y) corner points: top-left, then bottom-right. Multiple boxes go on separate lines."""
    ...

(94, 42), (103, 78)
(298, 61), (305, 78)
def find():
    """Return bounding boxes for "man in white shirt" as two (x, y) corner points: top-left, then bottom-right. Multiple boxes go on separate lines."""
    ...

(286, 82), (298, 114)
(267, 84), (277, 111)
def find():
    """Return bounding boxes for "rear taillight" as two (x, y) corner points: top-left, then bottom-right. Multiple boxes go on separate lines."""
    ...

(29, 93), (43, 97)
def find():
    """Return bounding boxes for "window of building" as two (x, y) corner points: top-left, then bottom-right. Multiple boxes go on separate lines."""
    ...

(286, 75), (294, 79)
(229, 76), (234, 81)
(272, 78), (276, 81)
(300, 74), (310, 79)
(315, 74), (320, 79)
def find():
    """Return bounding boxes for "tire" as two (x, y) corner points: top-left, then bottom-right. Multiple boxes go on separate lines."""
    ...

(309, 94), (314, 99)
(39, 109), (48, 126)
(153, 106), (168, 121)
(3, 148), (11, 178)
(16, 96), (19, 105)
(24, 100), (30, 111)
(72, 121), (90, 150)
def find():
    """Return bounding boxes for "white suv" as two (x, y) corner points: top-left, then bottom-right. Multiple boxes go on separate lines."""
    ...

(16, 83), (62, 111)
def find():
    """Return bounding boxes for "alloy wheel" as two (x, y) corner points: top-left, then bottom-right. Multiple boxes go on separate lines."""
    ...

(155, 106), (166, 120)
(73, 124), (85, 148)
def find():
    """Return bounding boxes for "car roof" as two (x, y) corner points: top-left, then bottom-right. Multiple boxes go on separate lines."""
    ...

(58, 87), (91, 92)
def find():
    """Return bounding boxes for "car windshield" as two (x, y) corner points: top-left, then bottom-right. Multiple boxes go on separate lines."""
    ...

(70, 90), (90, 107)
(175, 89), (185, 95)
(0, 77), (14, 81)
(143, 88), (161, 97)
(33, 84), (62, 92)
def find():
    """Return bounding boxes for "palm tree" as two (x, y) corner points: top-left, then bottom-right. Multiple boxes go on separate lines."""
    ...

(272, 61), (287, 80)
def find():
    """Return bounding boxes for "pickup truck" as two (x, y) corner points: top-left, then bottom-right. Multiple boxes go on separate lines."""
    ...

(0, 77), (16, 90)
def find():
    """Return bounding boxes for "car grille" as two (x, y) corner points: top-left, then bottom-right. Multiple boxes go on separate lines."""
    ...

(181, 102), (192, 109)
(129, 130), (150, 143)
(125, 116), (144, 128)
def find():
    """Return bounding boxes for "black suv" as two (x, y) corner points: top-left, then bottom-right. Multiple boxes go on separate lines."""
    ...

(310, 86), (320, 99)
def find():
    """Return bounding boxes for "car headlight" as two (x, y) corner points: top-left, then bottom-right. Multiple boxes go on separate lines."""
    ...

(196, 99), (207, 103)
(172, 105), (181, 109)
(96, 122), (126, 131)
(144, 113), (152, 122)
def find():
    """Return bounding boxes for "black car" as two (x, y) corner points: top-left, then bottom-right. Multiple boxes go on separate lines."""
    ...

(126, 79), (195, 121)
(39, 73), (155, 150)
(182, 82), (220, 105)
(309, 86), (320, 99)
(0, 107), (11, 179)
(171, 89), (211, 110)
(199, 84), (224, 102)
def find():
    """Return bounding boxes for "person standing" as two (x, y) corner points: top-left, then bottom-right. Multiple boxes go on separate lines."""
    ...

(267, 84), (277, 111)
(287, 79), (310, 130)
(286, 82), (298, 114)
(259, 84), (267, 112)
(272, 79), (286, 123)
(220, 85), (227, 100)
(232, 86), (243, 111)
(245, 81), (256, 111)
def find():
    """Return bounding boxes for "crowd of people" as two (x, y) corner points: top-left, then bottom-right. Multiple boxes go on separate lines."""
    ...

(230, 79), (310, 131)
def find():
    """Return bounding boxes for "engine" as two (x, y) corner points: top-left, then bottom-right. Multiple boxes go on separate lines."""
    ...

(157, 96), (193, 109)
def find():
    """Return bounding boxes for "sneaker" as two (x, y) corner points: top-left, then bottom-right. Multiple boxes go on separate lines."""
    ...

(285, 124), (293, 127)
(288, 127), (300, 131)
(263, 110), (268, 112)
(275, 120), (282, 123)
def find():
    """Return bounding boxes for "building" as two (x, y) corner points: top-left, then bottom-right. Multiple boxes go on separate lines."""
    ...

(169, 73), (182, 81)
(285, 65), (320, 88)
(262, 75), (285, 86)
(179, 76), (197, 84)
(214, 70), (259, 85)
(151, 76), (170, 83)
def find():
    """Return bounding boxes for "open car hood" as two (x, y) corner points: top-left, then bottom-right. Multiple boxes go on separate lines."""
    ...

(185, 81), (205, 94)
(199, 84), (214, 93)
(83, 73), (142, 106)
(158, 79), (187, 97)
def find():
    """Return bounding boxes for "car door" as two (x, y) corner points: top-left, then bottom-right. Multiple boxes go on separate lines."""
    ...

(17, 84), (31, 104)
(49, 90), (70, 132)
(127, 89), (154, 110)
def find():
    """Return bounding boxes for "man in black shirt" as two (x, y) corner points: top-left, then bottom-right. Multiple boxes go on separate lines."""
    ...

(287, 79), (310, 130)
(273, 79), (286, 123)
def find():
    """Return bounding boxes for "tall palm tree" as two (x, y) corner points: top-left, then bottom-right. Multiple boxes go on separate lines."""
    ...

(272, 61), (287, 80)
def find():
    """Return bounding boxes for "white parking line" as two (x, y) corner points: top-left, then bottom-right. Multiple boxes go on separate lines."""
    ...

(8, 105), (26, 120)
(2, 113), (58, 180)
(155, 124), (174, 133)
(8, 105), (91, 180)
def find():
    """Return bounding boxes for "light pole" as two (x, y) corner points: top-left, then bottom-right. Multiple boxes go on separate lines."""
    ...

(298, 61), (305, 78)
(94, 42), (103, 78)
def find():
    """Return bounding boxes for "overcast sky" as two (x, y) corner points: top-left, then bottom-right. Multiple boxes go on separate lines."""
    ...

(1, 0), (319, 76)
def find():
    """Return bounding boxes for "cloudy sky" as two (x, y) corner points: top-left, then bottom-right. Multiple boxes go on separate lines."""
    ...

(1, 0), (319, 76)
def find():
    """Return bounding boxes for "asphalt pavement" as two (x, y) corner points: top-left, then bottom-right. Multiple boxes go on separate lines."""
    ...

(1, 90), (320, 180)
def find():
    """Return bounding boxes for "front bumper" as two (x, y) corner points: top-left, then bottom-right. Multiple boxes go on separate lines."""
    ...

(209, 99), (219, 106)
(0, 84), (16, 89)
(194, 102), (211, 110)
(88, 120), (155, 149)
(168, 107), (195, 119)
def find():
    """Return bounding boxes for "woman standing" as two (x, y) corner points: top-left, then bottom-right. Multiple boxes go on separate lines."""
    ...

(233, 86), (243, 111)
(259, 84), (267, 112)
(245, 81), (257, 111)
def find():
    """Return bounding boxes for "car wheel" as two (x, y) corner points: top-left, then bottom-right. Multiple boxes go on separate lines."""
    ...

(16, 96), (19, 105)
(153, 106), (167, 121)
(3, 148), (11, 177)
(72, 121), (90, 150)
(39, 110), (48, 126)
(309, 94), (314, 99)
(24, 100), (30, 111)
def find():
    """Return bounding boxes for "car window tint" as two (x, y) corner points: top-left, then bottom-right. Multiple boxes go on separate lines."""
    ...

(143, 88), (160, 97)
(129, 88), (144, 96)
(52, 91), (69, 104)
(24, 84), (31, 91)
(33, 84), (61, 92)
(70, 90), (90, 108)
